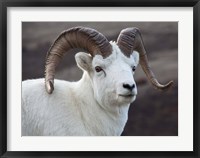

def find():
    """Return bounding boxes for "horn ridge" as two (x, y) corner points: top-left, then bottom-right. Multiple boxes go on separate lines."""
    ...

(45, 26), (112, 94)
(117, 27), (173, 91)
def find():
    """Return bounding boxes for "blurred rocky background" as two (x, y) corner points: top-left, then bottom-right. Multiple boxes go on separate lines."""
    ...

(22, 22), (178, 136)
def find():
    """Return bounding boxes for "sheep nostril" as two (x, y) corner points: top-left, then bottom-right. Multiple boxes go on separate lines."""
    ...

(132, 84), (135, 89)
(123, 83), (135, 91)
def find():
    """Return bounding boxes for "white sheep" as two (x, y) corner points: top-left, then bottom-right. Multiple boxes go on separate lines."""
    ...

(22, 27), (173, 136)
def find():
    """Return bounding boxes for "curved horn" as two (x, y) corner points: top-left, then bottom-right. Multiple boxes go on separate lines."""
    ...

(117, 27), (173, 90)
(45, 26), (112, 94)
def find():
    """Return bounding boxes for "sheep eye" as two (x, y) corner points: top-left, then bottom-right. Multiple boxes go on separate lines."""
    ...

(95, 66), (103, 72)
(132, 66), (136, 72)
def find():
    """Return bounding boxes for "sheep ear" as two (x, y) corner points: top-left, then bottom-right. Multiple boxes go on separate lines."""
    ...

(132, 51), (139, 66)
(75, 52), (93, 71)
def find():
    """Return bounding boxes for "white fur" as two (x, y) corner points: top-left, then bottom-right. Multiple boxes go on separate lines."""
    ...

(22, 42), (139, 136)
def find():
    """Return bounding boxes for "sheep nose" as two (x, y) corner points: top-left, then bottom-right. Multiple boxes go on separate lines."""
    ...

(123, 83), (135, 91)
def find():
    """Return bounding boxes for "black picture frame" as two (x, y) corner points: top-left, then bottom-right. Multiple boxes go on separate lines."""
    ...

(0, 0), (199, 157)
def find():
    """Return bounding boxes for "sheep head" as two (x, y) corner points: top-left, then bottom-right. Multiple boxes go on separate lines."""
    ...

(45, 26), (173, 105)
(75, 43), (140, 106)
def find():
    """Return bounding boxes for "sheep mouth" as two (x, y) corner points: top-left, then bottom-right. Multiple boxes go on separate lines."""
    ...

(118, 94), (135, 98)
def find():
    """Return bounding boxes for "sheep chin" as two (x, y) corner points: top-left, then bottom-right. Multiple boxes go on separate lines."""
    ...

(117, 94), (136, 104)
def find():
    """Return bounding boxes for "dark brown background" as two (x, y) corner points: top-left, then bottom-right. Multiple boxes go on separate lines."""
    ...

(22, 22), (178, 136)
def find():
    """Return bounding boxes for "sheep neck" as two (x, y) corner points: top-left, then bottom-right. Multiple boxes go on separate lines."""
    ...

(74, 72), (130, 136)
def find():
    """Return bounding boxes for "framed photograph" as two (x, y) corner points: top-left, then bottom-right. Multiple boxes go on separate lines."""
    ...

(1, 0), (199, 157)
